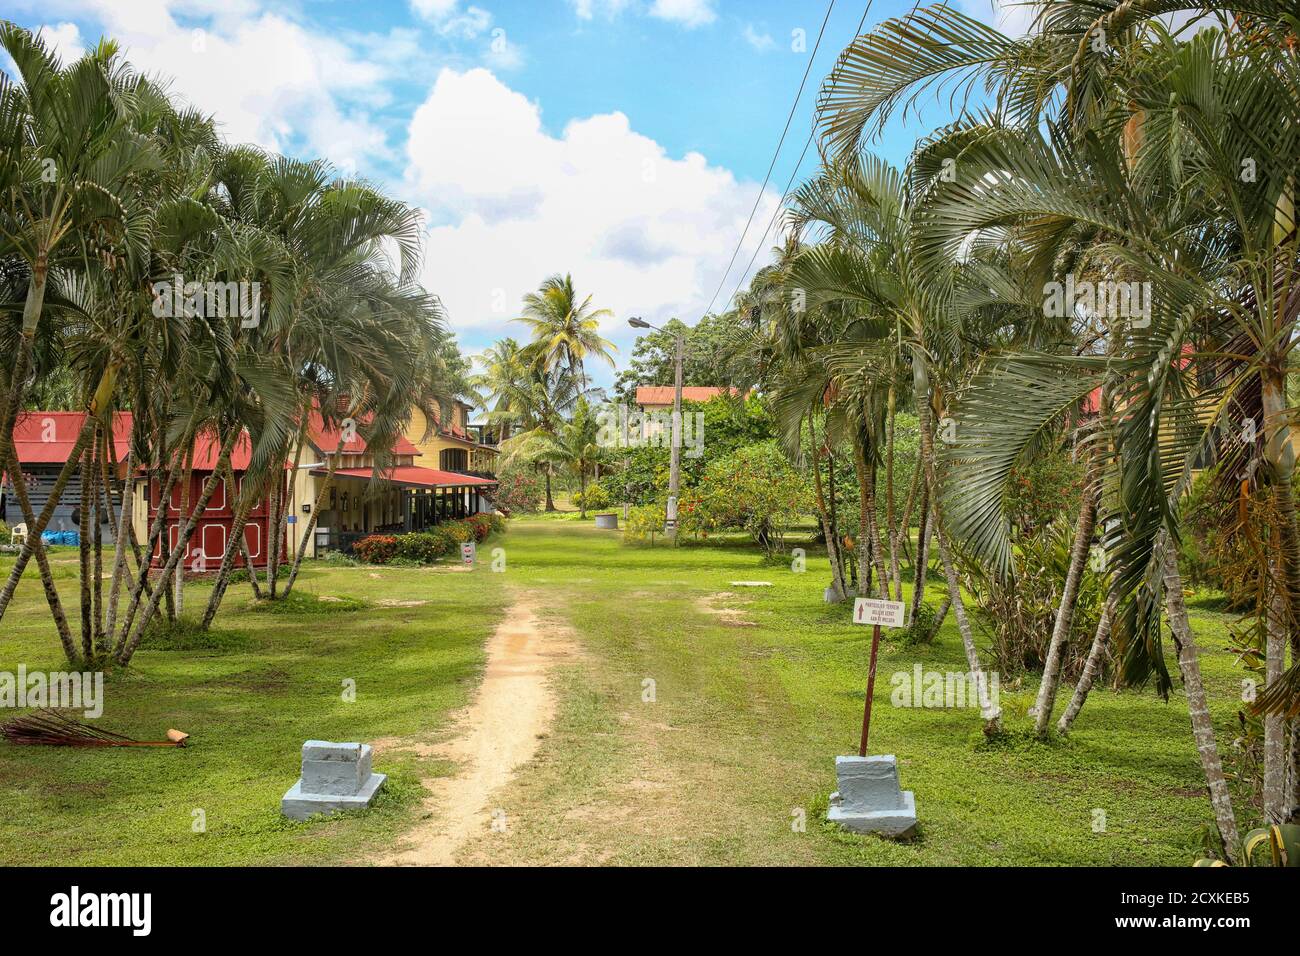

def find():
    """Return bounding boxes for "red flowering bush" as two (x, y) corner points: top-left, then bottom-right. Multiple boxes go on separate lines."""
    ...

(353, 534), (399, 565)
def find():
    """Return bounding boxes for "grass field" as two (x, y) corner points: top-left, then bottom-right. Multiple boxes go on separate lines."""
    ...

(0, 519), (1249, 865)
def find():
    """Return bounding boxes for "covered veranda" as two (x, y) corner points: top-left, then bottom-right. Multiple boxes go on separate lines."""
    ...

(308, 465), (496, 554)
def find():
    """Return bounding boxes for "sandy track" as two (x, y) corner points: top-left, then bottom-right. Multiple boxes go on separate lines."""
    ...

(380, 594), (573, 866)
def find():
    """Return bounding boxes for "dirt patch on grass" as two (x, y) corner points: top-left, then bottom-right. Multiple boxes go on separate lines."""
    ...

(378, 593), (575, 866)
(696, 591), (757, 628)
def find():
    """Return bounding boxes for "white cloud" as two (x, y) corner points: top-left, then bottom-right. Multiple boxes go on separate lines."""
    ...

(742, 24), (775, 52)
(957, 0), (1037, 38)
(5, 0), (394, 176)
(649, 0), (716, 29)
(37, 22), (85, 62)
(404, 68), (779, 370)
(568, 0), (634, 21)
(412, 1), (493, 40)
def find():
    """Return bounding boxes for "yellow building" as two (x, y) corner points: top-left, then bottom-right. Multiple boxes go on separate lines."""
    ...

(406, 400), (500, 478)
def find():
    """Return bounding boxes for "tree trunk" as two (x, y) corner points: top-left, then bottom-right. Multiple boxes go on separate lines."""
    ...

(1261, 368), (1296, 823)
(285, 428), (351, 599)
(865, 466), (889, 600)
(173, 447), (194, 616)
(910, 494), (932, 624)
(544, 466), (555, 511)
(810, 417), (846, 602)
(1164, 551), (1241, 863)
(885, 384), (900, 601)
(915, 367), (1001, 733)
(103, 448), (135, 646)
(854, 436), (871, 598)
(0, 410), (98, 625)
(116, 450), (185, 649)
(1057, 594), (1115, 735)
(118, 431), (238, 665)
(0, 440), (78, 662)
(578, 468), (587, 519)
(78, 437), (94, 660)
(201, 464), (259, 628)
(1034, 449), (1102, 737)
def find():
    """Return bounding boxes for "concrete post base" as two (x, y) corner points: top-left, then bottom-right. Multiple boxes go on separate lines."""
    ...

(827, 754), (917, 838)
(281, 740), (386, 821)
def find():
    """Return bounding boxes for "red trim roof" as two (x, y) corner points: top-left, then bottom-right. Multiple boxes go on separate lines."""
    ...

(635, 386), (742, 406)
(309, 408), (421, 458)
(11, 411), (132, 465)
(322, 466), (495, 488)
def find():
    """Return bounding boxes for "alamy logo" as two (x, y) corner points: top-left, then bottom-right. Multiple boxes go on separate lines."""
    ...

(1043, 275), (1151, 326)
(596, 403), (705, 459)
(151, 274), (261, 327)
(890, 664), (1000, 710)
(50, 886), (151, 936)
(0, 666), (103, 718)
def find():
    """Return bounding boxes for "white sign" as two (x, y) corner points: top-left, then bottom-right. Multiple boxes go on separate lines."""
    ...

(461, 542), (476, 565)
(853, 598), (906, 628)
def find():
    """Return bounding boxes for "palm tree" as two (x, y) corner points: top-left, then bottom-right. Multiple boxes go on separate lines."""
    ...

(515, 273), (616, 391)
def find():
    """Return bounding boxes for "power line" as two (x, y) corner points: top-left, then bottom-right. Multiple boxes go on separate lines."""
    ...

(698, 0), (839, 322)
(722, 0), (883, 315)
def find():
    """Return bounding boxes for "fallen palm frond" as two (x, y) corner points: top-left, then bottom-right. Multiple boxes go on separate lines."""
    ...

(0, 709), (188, 747)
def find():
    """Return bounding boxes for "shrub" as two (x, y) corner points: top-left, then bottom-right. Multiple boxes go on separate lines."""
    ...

(625, 503), (666, 544)
(353, 534), (399, 565)
(573, 484), (611, 512)
(493, 468), (542, 515)
(678, 441), (812, 554)
(394, 532), (451, 563)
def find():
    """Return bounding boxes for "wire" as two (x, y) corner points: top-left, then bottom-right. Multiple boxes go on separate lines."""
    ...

(720, 0), (885, 316)
(698, 0), (839, 322)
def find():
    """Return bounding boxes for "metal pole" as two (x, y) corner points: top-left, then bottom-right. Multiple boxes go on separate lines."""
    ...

(665, 330), (683, 538)
(859, 623), (882, 757)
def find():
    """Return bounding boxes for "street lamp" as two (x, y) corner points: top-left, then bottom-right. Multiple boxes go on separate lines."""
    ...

(628, 316), (684, 539)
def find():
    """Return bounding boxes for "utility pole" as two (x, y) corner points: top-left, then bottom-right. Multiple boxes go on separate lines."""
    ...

(665, 328), (683, 539)
(628, 316), (685, 538)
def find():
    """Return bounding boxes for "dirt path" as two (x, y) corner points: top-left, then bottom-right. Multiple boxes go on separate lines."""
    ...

(379, 593), (574, 866)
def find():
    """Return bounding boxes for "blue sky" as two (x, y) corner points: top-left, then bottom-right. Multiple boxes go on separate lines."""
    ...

(3, 0), (1019, 386)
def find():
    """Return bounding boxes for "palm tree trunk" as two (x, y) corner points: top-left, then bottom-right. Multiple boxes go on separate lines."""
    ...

(1034, 450), (1102, 737)
(544, 466), (556, 511)
(173, 448), (194, 616)
(103, 448), (134, 645)
(91, 437), (105, 651)
(78, 438), (94, 660)
(1057, 594), (1116, 734)
(116, 449), (186, 648)
(284, 431), (350, 599)
(118, 431), (238, 665)
(0, 440), (78, 662)
(810, 417), (846, 602)
(0, 410), (98, 625)
(578, 468), (587, 519)
(1164, 550), (1241, 863)
(1261, 368), (1296, 823)
(865, 466), (889, 600)
(910, 498), (933, 623)
(885, 384), (900, 600)
(854, 436), (872, 598)
(916, 372), (1000, 732)
(201, 467), (259, 628)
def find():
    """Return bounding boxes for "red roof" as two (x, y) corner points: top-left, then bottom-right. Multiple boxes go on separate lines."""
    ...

(635, 386), (742, 406)
(11, 411), (132, 464)
(322, 466), (495, 488)
(309, 408), (421, 458)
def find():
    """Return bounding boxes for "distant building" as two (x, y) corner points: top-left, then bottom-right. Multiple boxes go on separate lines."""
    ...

(633, 386), (743, 413)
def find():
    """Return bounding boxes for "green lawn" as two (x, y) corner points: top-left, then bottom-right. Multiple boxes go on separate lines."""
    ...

(0, 521), (1249, 865)
(0, 548), (505, 865)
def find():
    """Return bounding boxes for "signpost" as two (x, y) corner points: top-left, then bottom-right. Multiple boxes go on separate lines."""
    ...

(852, 598), (906, 756)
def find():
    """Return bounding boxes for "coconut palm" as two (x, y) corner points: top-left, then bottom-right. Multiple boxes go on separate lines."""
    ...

(515, 272), (616, 390)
